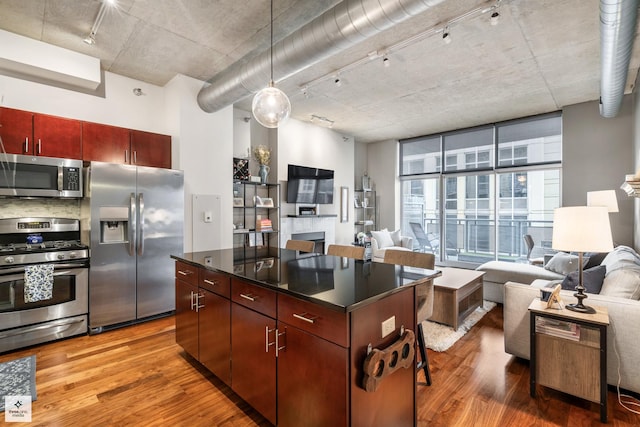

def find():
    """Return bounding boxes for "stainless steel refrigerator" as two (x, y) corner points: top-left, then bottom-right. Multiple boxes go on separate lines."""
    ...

(82, 161), (184, 332)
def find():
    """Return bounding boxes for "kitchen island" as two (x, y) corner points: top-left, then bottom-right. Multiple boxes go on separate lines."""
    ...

(172, 248), (439, 427)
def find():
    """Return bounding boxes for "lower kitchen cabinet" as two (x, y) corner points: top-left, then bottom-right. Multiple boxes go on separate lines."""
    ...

(198, 289), (231, 386)
(231, 303), (276, 424)
(175, 278), (199, 358)
(276, 324), (348, 427)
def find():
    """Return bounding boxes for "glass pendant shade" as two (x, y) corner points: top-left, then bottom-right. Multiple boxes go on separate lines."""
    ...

(252, 83), (291, 128)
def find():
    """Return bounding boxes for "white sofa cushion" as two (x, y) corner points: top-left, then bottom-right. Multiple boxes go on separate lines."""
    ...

(371, 230), (394, 249)
(476, 260), (564, 285)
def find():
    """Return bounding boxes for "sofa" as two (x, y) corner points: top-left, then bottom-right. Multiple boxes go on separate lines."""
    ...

(503, 245), (640, 394)
(369, 229), (413, 262)
(476, 260), (565, 304)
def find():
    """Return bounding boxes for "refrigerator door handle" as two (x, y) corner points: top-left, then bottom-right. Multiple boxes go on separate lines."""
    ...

(137, 192), (145, 256)
(128, 192), (136, 256)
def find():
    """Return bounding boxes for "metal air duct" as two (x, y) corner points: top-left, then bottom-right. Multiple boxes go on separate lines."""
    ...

(599, 0), (639, 118)
(197, 0), (446, 113)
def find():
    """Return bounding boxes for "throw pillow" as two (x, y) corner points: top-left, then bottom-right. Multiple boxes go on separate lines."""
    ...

(544, 252), (589, 275)
(371, 230), (394, 249)
(561, 265), (606, 294)
(583, 252), (609, 270)
(600, 267), (640, 299)
(389, 229), (402, 247)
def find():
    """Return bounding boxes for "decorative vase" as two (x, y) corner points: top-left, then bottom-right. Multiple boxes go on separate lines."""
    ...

(259, 164), (270, 184)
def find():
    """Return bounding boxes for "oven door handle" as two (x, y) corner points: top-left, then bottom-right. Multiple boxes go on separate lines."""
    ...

(0, 317), (85, 340)
(0, 265), (86, 278)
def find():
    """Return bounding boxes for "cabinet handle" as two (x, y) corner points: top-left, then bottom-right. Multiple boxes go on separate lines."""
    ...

(177, 269), (193, 276)
(265, 326), (275, 353)
(275, 328), (286, 357)
(240, 293), (255, 302)
(37, 139), (42, 154)
(24, 137), (29, 153)
(133, 150), (137, 164)
(195, 293), (204, 312)
(293, 312), (316, 324)
(203, 279), (217, 286)
(125, 150), (128, 163)
(189, 291), (196, 311)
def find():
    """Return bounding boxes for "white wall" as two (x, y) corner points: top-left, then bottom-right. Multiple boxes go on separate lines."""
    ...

(0, 72), (168, 134)
(367, 139), (400, 231)
(276, 118), (355, 244)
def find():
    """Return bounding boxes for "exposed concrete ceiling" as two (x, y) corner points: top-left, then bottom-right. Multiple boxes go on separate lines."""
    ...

(1, 0), (639, 143)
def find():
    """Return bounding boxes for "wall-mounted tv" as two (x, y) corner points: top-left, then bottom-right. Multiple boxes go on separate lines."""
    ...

(286, 164), (334, 204)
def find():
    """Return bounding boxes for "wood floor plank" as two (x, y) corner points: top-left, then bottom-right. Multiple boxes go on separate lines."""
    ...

(1, 305), (640, 426)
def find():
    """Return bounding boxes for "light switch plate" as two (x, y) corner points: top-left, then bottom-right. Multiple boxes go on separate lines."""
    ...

(381, 315), (395, 338)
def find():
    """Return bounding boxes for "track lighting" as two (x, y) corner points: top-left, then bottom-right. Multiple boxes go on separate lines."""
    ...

(382, 56), (390, 67)
(83, 0), (112, 46)
(334, 78), (342, 87)
(490, 11), (500, 26)
(442, 27), (452, 44)
(310, 114), (334, 128)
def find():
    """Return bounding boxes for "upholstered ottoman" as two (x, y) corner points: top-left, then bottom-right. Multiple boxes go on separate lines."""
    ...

(475, 261), (564, 303)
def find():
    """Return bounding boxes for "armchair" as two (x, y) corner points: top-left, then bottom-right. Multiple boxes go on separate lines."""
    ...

(370, 229), (413, 262)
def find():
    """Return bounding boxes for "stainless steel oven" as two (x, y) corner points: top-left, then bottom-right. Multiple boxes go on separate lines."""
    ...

(0, 218), (89, 353)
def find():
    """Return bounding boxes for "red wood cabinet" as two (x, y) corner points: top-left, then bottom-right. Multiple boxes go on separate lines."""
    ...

(130, 130), (171, 168)
(0, 107), (33, 155)
(82, 122), (130, 164)
(198, 288), (231, 386)
(175, 279), (199, 359)
(277, 324), (349, 427)
(231, 303), (277, 425)
(0, 108), (81, 159)
(33, 113), (82, 159)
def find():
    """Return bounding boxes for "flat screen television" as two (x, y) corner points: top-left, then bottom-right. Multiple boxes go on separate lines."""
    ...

(287, 164), (334, 204)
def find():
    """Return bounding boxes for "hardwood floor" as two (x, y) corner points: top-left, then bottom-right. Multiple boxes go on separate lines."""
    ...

(1, 305), (639, 426)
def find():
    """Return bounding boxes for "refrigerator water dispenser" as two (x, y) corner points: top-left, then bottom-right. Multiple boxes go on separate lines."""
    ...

(98, 207), (129, 243)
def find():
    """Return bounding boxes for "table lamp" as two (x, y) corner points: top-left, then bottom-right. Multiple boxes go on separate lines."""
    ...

(551, 206), (613, 313)
(587, 190), (619, 212)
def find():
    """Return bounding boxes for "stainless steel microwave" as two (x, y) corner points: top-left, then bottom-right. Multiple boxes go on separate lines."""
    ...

(0, 154), (83, 198)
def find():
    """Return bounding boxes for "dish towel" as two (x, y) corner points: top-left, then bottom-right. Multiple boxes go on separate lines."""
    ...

(24, 264), (54, 303)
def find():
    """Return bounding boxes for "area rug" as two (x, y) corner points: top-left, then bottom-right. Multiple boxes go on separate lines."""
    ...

(422, 301), (496, 352)
(0, 355), (37, 412)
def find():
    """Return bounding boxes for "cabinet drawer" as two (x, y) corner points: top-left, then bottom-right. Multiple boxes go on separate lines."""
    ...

(231, 279), (276, 318)
(175, 261), (198, 286)
(200, 269), (230, 298)
(278, 293), (348, 347)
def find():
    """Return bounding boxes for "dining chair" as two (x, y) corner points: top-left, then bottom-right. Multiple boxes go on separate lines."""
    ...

(285, 239), (315, 253)
(326, 244), (365, 260)
(382, 249), (435, 386)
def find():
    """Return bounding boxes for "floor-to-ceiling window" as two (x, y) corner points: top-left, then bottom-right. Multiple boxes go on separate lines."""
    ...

(399, 112), (561, 267)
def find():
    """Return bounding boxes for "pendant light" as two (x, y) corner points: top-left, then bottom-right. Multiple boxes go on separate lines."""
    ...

(252, 0), (291, 128)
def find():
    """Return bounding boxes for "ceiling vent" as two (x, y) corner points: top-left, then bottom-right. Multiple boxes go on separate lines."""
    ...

(0, 29), (101, 90)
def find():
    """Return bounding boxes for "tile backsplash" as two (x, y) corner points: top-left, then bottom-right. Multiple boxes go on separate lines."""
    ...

(0, 199), (81, 219)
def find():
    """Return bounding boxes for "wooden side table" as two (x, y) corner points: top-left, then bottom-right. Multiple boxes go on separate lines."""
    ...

(528, 299), (609, 423)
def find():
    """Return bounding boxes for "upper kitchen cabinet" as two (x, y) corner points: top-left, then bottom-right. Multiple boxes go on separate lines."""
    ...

(82, 122), (131, 164)
(130, 130), (171, 169)
(33, 113), (82, 159)
(0, 107), (33, 155)
(0, 107), (82, 159)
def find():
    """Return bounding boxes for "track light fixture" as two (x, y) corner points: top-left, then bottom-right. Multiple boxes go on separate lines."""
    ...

(382, 56), (390, 67)
(334, 77), (342, 87)
(490, 11), (500, 25)
(83, 0), (112, 45)
(310, 114), (334, 128)
(442, 26), (452, 44)
(252, 0), (291, 128)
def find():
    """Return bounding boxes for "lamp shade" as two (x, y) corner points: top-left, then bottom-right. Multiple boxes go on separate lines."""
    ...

(552, 206), (613, 253)
(252, 84), (291, 128)
(587, 190), (619, 212)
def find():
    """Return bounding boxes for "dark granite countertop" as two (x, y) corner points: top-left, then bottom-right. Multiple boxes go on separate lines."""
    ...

(172, 248), (440, 313)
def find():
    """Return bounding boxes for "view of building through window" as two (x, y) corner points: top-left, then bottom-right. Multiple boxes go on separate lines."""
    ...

(399, 112), (561, 266)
